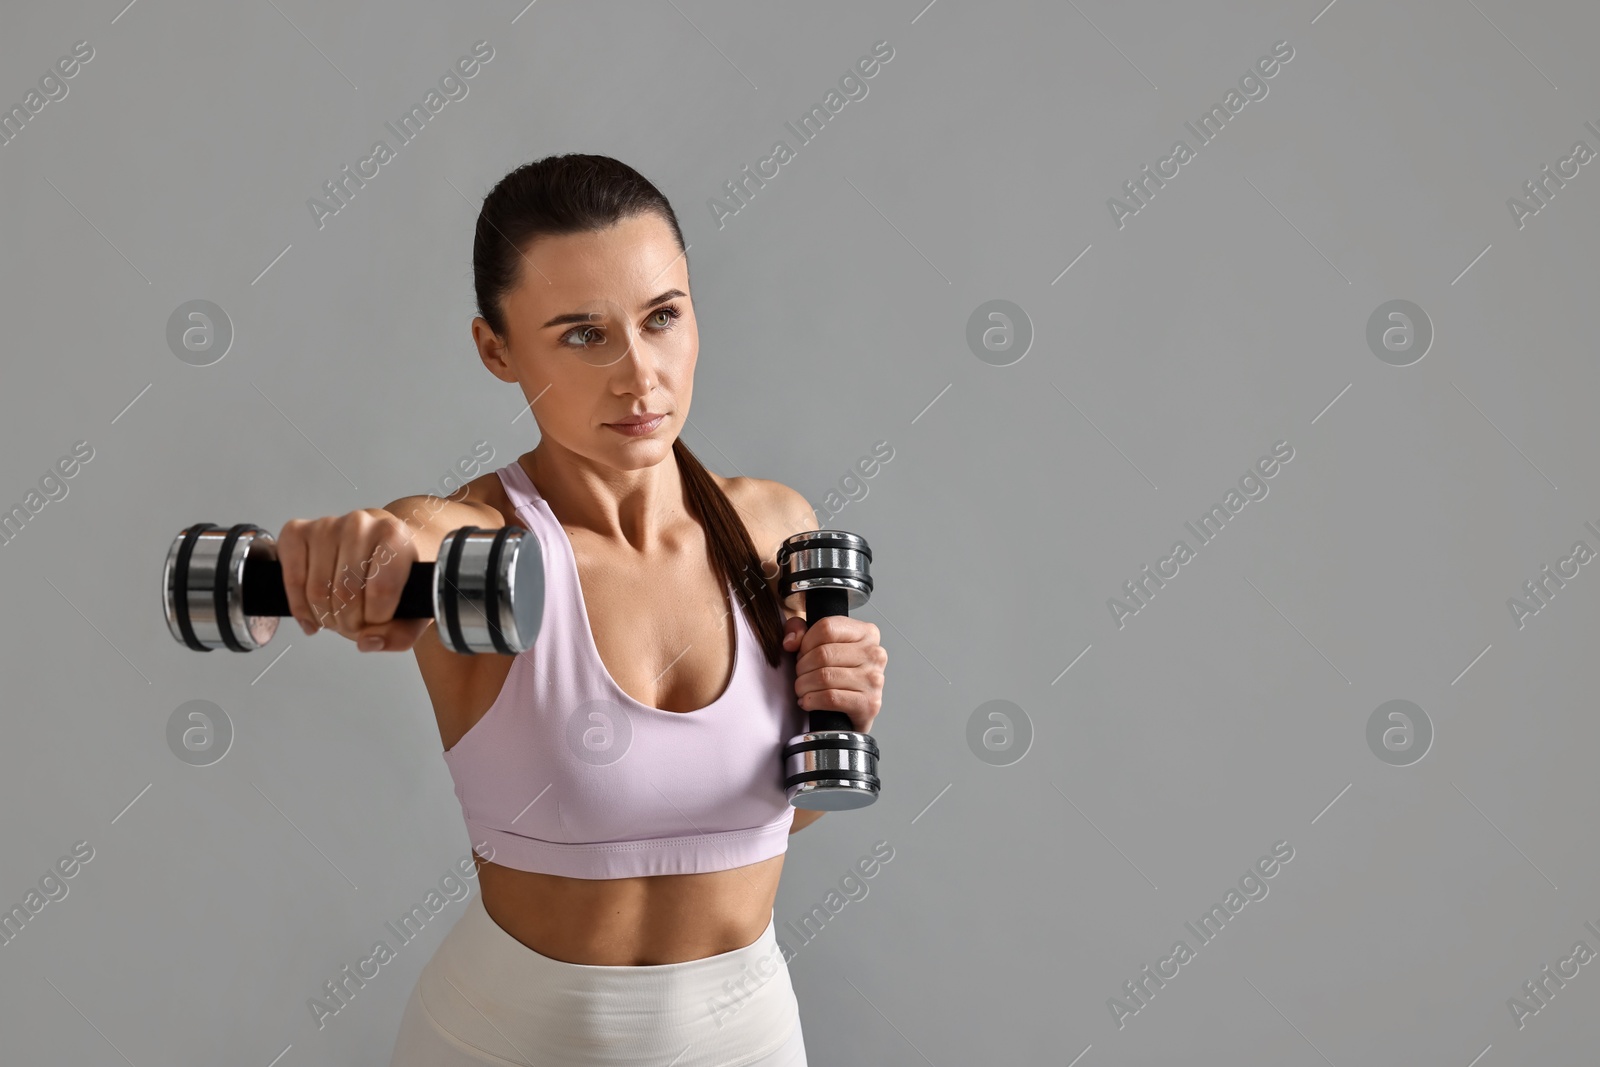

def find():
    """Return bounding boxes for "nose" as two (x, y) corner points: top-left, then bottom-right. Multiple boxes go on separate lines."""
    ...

(613, 327), (656, 396)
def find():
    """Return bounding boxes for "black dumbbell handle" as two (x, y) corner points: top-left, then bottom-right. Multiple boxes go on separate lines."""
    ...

(242, 559), (438, 619)
(802, 587), (858, 734)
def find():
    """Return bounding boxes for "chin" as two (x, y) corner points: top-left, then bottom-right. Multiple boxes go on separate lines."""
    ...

(605, 438), (674, 466)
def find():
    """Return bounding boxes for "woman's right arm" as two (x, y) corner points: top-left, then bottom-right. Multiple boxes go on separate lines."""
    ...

(275, 494), (505, 652)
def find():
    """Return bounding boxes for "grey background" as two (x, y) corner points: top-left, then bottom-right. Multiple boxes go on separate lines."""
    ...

(2, 0), (1597, 1064)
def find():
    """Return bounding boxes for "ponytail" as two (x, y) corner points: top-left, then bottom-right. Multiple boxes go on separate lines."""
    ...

(673, 439), (786, 667)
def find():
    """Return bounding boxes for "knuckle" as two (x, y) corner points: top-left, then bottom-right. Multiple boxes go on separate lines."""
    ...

(381, 511), (414, 538)
(368, 546), (407, 588)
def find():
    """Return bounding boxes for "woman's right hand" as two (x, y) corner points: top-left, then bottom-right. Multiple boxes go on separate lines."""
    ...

(276, 509), (434, 652)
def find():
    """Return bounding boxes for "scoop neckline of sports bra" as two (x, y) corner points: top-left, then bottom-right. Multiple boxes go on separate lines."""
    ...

(508, 459), (741, 718)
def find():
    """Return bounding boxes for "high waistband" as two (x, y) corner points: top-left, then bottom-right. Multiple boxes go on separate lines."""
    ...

(405, 893), (800, 1067)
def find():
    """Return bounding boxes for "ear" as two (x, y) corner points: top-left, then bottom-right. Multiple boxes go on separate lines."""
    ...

(472, 317), (519, 383)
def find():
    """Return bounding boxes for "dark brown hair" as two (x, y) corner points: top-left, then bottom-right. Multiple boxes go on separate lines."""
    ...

(473, 153), (786, 667)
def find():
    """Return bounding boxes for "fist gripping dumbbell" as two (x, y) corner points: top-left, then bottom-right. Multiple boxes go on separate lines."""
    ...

(162, 522), (544, 655)
(776, 529), (882, 810)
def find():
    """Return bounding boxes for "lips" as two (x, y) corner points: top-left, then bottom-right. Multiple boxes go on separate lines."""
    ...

(603, 413), (667, 437)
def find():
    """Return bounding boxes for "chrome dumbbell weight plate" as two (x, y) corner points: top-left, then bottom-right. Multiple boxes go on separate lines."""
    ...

(163, 523), (281, 652)
(432, 525), (545, 655)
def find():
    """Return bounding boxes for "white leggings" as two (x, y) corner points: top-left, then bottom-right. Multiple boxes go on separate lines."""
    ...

(389, 892), (807, 1067)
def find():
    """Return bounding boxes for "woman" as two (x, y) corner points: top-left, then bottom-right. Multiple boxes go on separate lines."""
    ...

(273, 154), (887, 1065)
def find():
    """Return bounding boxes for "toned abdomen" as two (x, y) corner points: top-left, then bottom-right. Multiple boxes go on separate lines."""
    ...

(474, 853), (785, 966)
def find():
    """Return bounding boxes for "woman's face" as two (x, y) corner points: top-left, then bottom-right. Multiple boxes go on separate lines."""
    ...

(474, 211), (697, 472)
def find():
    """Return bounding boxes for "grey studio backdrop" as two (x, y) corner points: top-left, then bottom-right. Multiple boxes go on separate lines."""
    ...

(2, 0), (1598, 1064)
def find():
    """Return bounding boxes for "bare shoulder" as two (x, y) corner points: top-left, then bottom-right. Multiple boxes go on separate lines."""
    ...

(458, 467), (520, 528)
(715, 474), (817, 556)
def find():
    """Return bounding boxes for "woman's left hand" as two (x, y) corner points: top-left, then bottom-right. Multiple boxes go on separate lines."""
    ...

(782, 615), (887, 734)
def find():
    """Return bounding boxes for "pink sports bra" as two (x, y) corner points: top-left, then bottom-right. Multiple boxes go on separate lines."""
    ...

(440, 460), (801, 879)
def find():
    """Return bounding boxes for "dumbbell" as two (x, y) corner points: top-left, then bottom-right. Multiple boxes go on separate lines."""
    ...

(162, 522), (544, 655)
(775, 529), (882, 810)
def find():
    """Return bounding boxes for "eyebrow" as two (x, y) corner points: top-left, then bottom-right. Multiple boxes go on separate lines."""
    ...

(540, 289), (687, 329)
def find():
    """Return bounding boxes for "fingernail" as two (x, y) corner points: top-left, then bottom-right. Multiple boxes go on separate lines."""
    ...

(358, 635), (384, 652)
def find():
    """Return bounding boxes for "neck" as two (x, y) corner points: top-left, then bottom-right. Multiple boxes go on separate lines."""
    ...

(520, 441), (687, 553)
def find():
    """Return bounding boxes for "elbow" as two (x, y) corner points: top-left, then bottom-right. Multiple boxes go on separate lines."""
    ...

(788, 809), (826, 834)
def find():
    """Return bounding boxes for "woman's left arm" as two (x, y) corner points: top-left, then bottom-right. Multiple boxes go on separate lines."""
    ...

(744, 479), (888, 736)
(743, 480), (888, 833)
